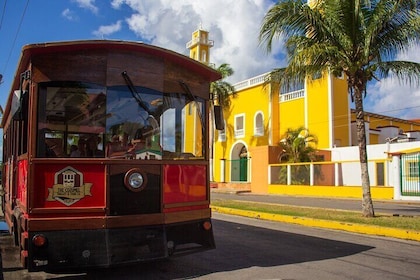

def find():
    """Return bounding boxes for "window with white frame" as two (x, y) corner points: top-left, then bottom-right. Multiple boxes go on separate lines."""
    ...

(254, 112), (264, 136)
(235, 114), (245, 138)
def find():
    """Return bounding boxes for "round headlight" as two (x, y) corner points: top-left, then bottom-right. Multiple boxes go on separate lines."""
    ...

(124, 168), (147, 192)
(129, 172), (144, 189)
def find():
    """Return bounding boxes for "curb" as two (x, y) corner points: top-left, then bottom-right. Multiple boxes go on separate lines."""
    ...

(211, 206), (420, 242)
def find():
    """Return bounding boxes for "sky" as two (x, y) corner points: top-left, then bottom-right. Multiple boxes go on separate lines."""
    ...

(0, 0), (419, 125)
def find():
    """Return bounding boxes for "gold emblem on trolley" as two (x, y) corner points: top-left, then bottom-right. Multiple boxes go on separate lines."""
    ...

(47, 166), (92, 206)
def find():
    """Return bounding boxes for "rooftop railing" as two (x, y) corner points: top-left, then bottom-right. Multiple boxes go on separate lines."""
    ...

(233, 73), (269, 91)
(280, 89), (305, 102)
(186, 37), (214, 48)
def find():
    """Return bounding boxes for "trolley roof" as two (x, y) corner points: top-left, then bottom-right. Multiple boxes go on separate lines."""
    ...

(2, 40), (222, 127)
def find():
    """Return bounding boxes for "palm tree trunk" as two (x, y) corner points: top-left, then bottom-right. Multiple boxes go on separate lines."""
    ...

(353, 87), (375, 217)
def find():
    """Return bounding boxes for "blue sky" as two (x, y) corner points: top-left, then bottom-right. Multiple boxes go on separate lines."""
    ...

(0, 0), (419, 127)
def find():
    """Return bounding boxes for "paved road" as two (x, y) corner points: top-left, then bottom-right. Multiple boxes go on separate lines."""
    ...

(2, 213), (420, 279)
(211, 191), (420, 216)
(2, 192), (420, 278)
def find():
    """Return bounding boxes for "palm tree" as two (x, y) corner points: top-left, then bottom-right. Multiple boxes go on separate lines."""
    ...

(277, 127), (318, 185)
(210, 63), (236, 108)
(259, 0), (420, 217)
(209, 63), (236, 181)
(279, 127), (318, 163)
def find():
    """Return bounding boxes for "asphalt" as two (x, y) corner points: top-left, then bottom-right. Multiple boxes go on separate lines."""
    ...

(210, 190), (420, 242)
(1, 191), (419, 242)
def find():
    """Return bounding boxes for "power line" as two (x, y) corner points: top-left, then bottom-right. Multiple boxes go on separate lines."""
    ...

(1, 0), (30, 74)
(373, 104), (420, 116)
(0, 0), (7, 31)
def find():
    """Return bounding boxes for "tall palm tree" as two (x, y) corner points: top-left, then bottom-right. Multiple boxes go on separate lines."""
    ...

(259, 0), (420, 217)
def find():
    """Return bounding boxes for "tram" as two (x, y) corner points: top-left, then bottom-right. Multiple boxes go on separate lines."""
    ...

(1, 40), (220, 271)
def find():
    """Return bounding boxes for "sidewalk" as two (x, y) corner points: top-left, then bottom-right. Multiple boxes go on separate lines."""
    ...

(211, 190), (420, 216)
(210, 190), (420, 242)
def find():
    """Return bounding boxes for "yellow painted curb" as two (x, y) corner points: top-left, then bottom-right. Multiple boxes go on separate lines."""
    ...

(211, 206), (420, 242)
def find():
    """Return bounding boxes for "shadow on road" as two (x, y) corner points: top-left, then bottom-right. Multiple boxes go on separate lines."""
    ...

(1, 219), (374, 279)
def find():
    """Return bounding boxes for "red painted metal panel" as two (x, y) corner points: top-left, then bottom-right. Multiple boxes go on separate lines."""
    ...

(32, 164), (106, 208)
(17, 160), (28, 209)
(163, 164), (207, 204)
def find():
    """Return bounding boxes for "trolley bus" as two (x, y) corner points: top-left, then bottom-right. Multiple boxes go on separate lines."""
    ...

(1, 40), (220, 272)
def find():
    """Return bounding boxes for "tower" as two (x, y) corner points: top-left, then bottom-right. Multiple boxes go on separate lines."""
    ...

(186, 24), (213, 65)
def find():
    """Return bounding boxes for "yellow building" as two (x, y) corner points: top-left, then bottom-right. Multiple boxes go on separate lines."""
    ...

(280, 73), (350, 148)
(186, 27), (420, 193)
(186, 25), (213, 66)
(350, 110), (420, 145)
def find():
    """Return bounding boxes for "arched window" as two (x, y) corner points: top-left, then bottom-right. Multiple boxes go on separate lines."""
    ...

(234, 114), (245, 138)
(254, 112), (264, 136)
(201, 50), (207, 63)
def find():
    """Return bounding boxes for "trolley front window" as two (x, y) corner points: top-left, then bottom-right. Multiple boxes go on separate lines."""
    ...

(36, 81), (206, 159)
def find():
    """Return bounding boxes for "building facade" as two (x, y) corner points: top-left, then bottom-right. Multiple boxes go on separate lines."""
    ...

(186, 27), (420, 197)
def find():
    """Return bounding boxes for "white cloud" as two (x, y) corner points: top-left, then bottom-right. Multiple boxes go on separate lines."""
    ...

(93, 21), (123, 38)
(62, 8), (78, 21)
(106, 0), (418, 119)
(396, 43), (420, 63)
(111, 0), (125, 9)
(364, 43), (420, 119)
(110, 0), (284, 83)
(365, 78), (420, 120)
(73, 0), (99, 14)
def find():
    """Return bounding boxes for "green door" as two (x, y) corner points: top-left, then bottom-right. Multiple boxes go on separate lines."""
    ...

(239, 157), (247, 181)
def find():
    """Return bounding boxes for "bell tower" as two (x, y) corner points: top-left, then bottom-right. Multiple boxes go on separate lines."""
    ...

(186, 24), (213, 65)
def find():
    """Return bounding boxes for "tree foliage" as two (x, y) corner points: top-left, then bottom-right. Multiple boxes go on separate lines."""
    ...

(210, 63), (236, 108)
(277, 127), (319, 185)
(259, 0), (420, 217)
(279, 127), (318, 163)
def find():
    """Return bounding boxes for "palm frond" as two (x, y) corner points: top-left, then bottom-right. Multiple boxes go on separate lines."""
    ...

(375, 60), (420, 86)
(366, 0), (420, 62)
(210, 63), (236, 108)
(259, 0), (308, 53)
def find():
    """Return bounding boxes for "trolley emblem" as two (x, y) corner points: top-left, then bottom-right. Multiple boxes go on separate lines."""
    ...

(47, 166), (92, 206)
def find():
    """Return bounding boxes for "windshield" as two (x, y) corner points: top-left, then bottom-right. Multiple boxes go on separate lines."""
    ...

(36, 81), (206, 160)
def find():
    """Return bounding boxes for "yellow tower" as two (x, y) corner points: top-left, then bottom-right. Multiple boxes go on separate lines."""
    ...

(183, 26), (214, 156)
(186, 24), (214, 65)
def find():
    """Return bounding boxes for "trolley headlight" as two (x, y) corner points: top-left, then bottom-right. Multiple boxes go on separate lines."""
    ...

(129, 172), (143, 188)
(124, 168), (147, 192)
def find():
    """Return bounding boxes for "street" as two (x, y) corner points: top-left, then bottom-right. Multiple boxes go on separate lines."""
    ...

(1, 212), (420, 279)
(210, 192), (420, 216)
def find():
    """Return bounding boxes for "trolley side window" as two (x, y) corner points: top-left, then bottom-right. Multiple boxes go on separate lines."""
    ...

(35, 82), (206, 160)
(9, 86), (30, 157)
(36, 82), (106, 158)
(106, 86), (206, 160)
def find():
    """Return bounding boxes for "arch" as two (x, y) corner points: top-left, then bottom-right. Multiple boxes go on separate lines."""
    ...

(201, 50), (207, 63)
(254, 111), (264, 136)
(230, 141), (249, 182)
